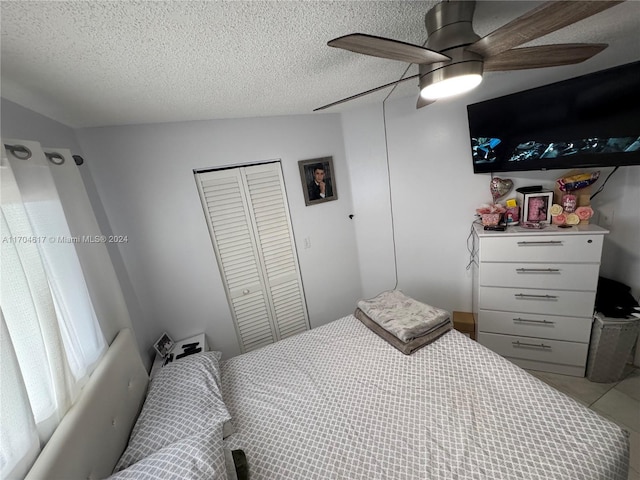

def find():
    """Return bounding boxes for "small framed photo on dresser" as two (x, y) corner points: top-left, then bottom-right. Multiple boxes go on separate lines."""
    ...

(522, 191), (553, 224)
(153, 332), (174, 358)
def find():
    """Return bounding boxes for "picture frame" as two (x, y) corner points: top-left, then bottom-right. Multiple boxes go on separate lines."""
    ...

(153, 332), (174, 358)
(298, 157), (338, 206)
(521, 191), (554, 224)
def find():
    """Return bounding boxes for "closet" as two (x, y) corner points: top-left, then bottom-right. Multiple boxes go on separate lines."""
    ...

(195, 162), (309, 352)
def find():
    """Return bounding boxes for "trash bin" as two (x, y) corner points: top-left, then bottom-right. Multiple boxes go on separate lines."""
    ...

(586, 312), (640, 383)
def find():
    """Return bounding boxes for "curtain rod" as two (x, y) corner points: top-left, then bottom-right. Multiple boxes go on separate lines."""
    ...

(4, 143), (85, 165)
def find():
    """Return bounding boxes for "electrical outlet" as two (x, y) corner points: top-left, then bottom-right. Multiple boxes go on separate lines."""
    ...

(303, 237), (311, 249)
(599, 207), (615, 228)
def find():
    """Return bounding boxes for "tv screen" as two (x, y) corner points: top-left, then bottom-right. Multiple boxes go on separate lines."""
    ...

(468, 61), (640, 174)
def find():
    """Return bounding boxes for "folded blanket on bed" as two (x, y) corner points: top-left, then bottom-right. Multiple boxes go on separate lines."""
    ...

(354, 307), (452, 355)
(356, 290), (451, 343)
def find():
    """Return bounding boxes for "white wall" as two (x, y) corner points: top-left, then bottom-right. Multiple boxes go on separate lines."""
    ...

(2, 98), (83, 151)
(596, 167), (640, 294)
(341, 103), (398, 297)
(75, 114), (362, 359)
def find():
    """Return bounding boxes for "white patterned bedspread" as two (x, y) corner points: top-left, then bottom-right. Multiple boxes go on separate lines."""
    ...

(221, 316), (629, 480)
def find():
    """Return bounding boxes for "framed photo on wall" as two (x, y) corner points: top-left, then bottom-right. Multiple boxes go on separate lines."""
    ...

(298, 157), (338, 206)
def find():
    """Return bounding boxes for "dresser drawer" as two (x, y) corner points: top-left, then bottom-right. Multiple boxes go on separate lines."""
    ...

(480, 234), (604, 263)
(479, 332), (588, 367)
(478, 286), (596, 317)
(478, 309), (592, 342)
(479, 262), (600, 291)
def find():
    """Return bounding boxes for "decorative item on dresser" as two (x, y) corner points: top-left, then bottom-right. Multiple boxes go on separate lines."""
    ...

(472, 223), (609, 377)
(517, 190), (554, 224)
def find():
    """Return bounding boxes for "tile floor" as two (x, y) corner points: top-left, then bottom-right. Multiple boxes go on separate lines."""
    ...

(526, 366), (640, 480)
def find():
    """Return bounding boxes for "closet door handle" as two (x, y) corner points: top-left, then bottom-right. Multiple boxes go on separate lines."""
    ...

(517, 241), (563, 246)
(514, 293), (558, 299)
(512, 341), (551, 349)
(513, 317), (555, 325)
(516, 268), (560, 273)
(242, 289), (250, 295)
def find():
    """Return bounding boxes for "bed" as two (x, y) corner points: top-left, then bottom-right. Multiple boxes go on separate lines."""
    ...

(25, 314), (630, 479)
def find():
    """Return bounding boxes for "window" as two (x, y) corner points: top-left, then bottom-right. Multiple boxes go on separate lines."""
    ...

(1, 142), (106, 479)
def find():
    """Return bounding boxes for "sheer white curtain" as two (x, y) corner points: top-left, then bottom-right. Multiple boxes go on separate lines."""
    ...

(1, 141), (106, 479)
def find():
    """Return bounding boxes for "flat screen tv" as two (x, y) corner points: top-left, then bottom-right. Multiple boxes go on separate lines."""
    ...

(468, 61), (640, 174)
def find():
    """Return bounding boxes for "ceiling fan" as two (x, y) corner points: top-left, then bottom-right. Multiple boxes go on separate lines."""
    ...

(314, 0), (623, 111)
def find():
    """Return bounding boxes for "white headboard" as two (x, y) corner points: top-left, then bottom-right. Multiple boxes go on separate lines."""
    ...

(25, 328), (149, 480)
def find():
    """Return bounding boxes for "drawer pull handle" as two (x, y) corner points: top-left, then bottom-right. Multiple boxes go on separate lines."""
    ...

(515, 293), (558, 299)
(513, 317), (555, 325)
(516, 268), (560, 273)
(517, 241), (563, 246)
(512, 341), (551, 349)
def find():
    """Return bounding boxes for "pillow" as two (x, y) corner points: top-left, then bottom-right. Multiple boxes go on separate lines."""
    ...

(109, 422), (228, 480)
(115, 351), (231, 471)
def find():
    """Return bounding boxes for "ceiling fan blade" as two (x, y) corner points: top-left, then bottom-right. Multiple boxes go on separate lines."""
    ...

(328, 33), (450, 64)
(483, 43), (608, 71)
(416, 96), (436, 109)
(468, 1), (623, 59)
(314, 74), (420, 111)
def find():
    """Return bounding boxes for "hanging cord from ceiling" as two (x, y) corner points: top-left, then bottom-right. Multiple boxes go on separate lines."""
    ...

(381, 98), (399, 290)
(380, 57), (421, 291)
(590, 166), (620, 201)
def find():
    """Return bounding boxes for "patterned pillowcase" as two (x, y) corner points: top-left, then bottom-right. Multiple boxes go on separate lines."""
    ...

(115, 351), (231, 471)
(108, 422), (228, 480)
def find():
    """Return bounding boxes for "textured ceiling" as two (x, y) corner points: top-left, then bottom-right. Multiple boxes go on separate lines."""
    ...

(1, 1), (639, 128)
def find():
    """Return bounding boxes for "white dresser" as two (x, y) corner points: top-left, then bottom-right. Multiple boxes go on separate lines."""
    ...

(472, 223), (608, 376)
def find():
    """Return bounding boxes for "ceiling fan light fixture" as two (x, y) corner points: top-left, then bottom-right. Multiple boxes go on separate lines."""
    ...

(420, 61), (483, 100)
(420, 73), (482, 100)
(318, 0), (618, 111)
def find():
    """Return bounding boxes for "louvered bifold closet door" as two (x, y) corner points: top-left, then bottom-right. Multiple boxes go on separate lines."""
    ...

(243, 164), (309, 340)
(196, 162), (309, 353)
(196, 168), (276, 352)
